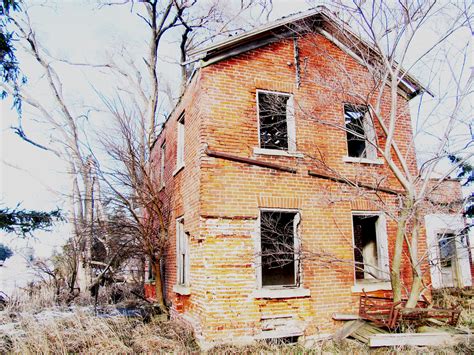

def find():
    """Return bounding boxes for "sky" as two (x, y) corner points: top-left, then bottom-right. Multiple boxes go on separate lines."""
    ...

(0, 0), (311, 259)
(0, 1), (472, 276)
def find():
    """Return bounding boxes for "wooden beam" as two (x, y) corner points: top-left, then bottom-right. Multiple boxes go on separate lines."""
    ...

(333, 320), (365, 341)
(307, 170), (403, 195)
(369, 333), (470, 347)
(205, 148), (297, 174)
(332, 313), (360, 321)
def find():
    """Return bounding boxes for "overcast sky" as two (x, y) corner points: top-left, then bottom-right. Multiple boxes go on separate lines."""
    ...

(0, 0), (313, 257)
(0, 0), (472, 259)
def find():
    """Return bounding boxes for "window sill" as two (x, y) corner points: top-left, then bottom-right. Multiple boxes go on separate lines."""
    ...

(172, 164), (185, 176)
(173, 284), (191, 295)
(343, 156), (384, 165)
(252, 287), (310, 299)
(351, 281), (391, 293)
(254, 148), (304, 158)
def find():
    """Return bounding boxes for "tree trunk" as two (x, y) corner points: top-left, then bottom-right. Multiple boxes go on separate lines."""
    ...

(152, 260), (167, 312)
(391, 198), (413, 302)
(406, 211), (423, 307)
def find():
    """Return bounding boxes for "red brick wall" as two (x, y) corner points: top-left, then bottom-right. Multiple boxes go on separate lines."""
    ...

(150, 32), (430, 345)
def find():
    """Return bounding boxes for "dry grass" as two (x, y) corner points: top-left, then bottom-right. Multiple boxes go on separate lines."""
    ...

(1, 286), (473, 353)
(432, 287), (474, 329)
(0, 288), (197, 354)
(210, 338), (472, 355)
(0, 310), (197, 353)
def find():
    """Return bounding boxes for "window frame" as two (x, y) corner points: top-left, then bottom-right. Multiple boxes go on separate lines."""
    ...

(344, 104), (378, 161)
(351, 211), (390, 284)
(175, 113), (185, 173)
(160, 142), (166, 189)
(437, 231), (457, 268)
(256, 208), (301, 290)
(176, 217), (189, 287)
(256, 89), (296, 153)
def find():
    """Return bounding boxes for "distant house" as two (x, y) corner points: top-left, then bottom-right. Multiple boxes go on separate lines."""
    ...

(143, 7), (471, 348)
(424, 179), (472, 289)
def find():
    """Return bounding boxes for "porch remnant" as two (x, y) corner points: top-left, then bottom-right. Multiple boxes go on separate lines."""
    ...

(359, 290), (461, 329)
(368, 332), (470, 347)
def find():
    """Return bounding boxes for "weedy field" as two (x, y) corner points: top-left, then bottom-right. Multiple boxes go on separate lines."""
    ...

(0, 287), (472, 354)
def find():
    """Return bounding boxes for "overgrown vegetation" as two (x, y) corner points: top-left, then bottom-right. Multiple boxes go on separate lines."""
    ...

(432, 288), (474, 329)
(1, 284), (472, 353)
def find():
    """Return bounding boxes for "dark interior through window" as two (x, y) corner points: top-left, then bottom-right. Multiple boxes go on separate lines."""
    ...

(353, 215), (379, 280)
(261, 211), (297, 287)
(345, 104), (368, 158)
(258, 92), (289, 150)
(438, 233), (456, 268)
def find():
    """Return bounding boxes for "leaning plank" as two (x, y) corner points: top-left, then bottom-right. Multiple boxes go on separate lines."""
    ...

(369, 333), (470, 347)
(333, 320), (365, 341)
(332, 313), (360, 321)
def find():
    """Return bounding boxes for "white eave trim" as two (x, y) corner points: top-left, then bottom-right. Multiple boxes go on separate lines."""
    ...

(187, 8), (323, 59)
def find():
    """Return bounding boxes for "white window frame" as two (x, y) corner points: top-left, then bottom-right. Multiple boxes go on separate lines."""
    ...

(344, 104), (378, 161)
(176, 217), (189, 287)
(256, 208), (301, 290)
(351, 211), (390, 284)
(256, 89), (296, 154)
(436, 230), (458, 269)
(175, 113), (185, 172)
(160, 142), (166, 189)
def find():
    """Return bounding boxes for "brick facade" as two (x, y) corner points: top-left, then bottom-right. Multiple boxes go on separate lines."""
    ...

(147, 27), (433, 347)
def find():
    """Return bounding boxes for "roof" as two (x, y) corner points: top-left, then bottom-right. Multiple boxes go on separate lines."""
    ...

(187, 6), (431, 99)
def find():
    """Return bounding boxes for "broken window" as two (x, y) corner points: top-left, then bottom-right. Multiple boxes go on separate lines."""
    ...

(176, 114), (185, 168)
(438, 233), (456, 268)
(260, 210), (299, 287)
(352, 214), (389, 281)
(345, 104), (377, 159)
(147, 257), (155, 281)
(176, 217), (189, 286)
(257, 91), (295, 151)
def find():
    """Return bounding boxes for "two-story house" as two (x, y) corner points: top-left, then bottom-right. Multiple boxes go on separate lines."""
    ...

(144, 7), (470, 348)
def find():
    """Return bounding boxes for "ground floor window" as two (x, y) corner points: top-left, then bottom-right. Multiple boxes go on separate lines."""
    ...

(438, 232), (456, 268)
(260, 210), (300, 287)
(352, 213), (389, 281)
(176, 217), (189, 286)
(147, 257), (155, 281)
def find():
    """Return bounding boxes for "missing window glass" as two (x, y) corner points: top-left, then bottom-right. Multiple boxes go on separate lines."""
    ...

(258, 92), (290, 150)
(260, 211), (299, 287)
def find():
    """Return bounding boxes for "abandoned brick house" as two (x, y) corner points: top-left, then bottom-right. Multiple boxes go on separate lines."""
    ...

(144, 7), (472, 347)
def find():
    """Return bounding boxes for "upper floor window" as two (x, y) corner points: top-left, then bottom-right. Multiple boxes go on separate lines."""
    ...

(257, 90), (295, 152)
(176, 114), (185, 169)
(260, 210), (300, 287)
(344, 104), (377, 160)
(160, 142), (166, 188)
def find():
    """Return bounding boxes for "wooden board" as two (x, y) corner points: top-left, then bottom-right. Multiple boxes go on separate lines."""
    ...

(333, 320), (365, 341)
(332, 313), (360, 321)
(349, 322), (387, 344)
(369, 333), (470, 347)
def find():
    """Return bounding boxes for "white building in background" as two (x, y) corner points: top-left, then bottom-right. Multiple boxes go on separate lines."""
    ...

(425, 214), (472, 289)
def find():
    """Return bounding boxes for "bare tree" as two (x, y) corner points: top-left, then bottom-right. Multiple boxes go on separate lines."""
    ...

(95, 0), (275, 310)
(262, 2), (473, 306)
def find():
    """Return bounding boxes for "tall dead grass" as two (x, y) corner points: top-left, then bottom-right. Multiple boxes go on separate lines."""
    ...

(1, 286), (473, 353)
(0, 287), (197, 353)
(1, 310), (197, 353)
